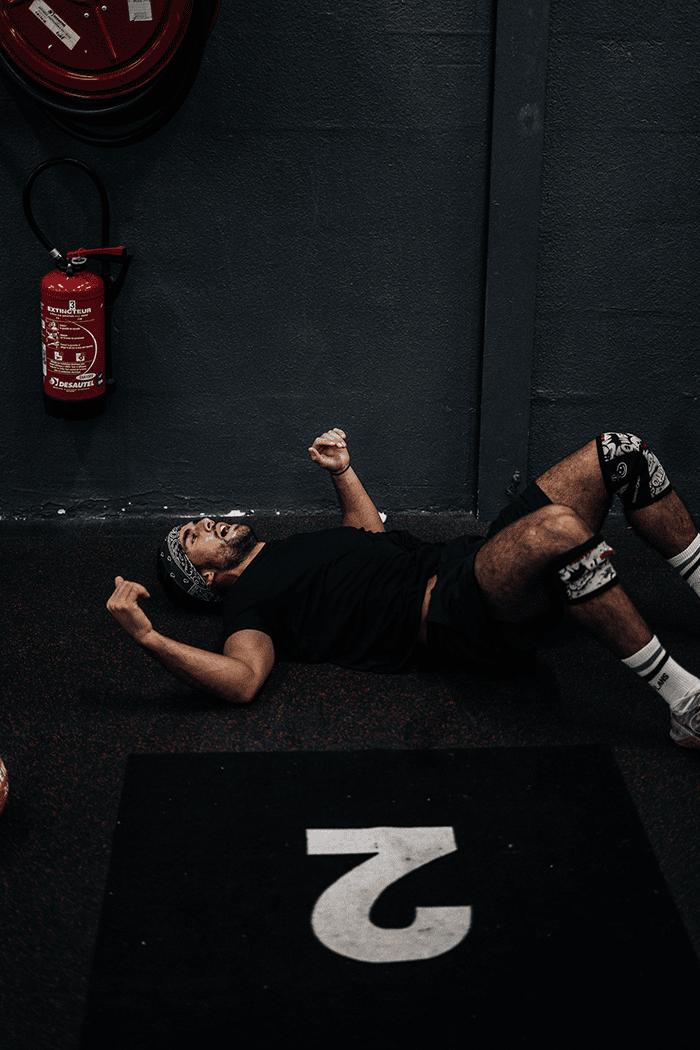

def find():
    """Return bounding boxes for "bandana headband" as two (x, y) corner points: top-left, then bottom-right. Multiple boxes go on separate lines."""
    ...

(159, 525), (223, 604)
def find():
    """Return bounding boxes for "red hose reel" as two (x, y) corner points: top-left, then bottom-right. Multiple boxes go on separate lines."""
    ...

(0, 1), (220, 144)
(0, 0), (218, 98)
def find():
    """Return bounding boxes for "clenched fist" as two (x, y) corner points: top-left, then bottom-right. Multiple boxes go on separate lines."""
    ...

(107, 576), (154, 645)
(308, 427), (350, 475)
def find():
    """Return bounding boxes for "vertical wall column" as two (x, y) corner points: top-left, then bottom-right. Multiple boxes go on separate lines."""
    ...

(477, 0), (551, 520)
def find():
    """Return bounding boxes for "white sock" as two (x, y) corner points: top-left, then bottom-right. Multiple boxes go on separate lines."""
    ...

(622, 635), (700, 712)
(667, 533), (700, 598)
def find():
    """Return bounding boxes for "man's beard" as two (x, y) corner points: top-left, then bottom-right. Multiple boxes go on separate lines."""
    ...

(219, 524), (259, 570)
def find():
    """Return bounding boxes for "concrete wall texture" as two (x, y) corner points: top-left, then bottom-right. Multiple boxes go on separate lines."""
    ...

(530, 1), (700, 508)
(0, 0), (698, 521)
(0, 0), (493, 520)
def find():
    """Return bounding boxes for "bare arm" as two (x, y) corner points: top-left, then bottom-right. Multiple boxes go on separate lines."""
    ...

(106, 577), (274, 703)
(308, 427), (386, 533)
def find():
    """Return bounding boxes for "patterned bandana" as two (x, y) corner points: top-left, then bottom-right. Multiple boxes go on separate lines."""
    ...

(159, 524), (223, 604)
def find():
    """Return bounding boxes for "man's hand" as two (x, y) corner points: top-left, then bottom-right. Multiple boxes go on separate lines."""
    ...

(308, 427), (350, 474)
(107, 576), (154, 645)
(106, 578), (272, 703)
(309, 427), (385, 532)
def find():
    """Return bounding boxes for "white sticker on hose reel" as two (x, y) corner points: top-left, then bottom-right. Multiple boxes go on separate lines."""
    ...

(128, 0), (153, 20)
(30, 0), (80, 50)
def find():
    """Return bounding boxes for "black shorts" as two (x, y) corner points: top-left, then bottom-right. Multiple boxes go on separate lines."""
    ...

(425, 482), (563, 669)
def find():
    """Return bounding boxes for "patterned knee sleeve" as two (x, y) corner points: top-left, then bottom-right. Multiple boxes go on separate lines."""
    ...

(551, 534), (619, 604)
(596, 432), (672, 510)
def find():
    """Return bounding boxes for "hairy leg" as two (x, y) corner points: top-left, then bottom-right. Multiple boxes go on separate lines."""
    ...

(475, 504), (581, 621)
(474, 432), (700, 665)
(535, 439), (611, 532)
(474, 502), (653, 658)
(569, 586), (653, 659)
(536, 434), (698, 559)
(627, 492), (697, 558)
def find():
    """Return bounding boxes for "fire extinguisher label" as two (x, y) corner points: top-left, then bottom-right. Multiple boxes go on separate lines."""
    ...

(128, 0), (153, 22)
(29, 1), (80, 50)
(42, 299), (105, 401)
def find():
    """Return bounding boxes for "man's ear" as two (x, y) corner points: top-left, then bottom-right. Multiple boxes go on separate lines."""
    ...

(201, 568), (216, 587)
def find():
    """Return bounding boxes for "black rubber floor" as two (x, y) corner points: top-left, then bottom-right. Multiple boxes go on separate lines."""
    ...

(1, 512), (699, 1050)
(81, 748), (698, 1048)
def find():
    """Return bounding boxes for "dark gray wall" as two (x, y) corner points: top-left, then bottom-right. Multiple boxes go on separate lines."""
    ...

(530, 0), (700, 509)
(0, 0), (494, 520)
(3, 0), (698, 524)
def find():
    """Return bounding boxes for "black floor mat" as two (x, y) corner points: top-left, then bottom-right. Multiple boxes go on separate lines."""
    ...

(80, 746), (699, 1048)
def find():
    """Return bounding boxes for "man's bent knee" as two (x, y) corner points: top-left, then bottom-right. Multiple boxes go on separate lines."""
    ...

(474, 504), (602, 620)
(475, 504), (591, 593)
(527, 504), (619, 603)
(597, 432), (672, 511)
(518, 503), (593, 560)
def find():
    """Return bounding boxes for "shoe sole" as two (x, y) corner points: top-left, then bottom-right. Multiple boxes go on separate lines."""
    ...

(670, 715), (700, 748)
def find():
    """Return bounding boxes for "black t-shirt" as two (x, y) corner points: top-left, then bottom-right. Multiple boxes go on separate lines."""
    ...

(221, 527), (444, 672)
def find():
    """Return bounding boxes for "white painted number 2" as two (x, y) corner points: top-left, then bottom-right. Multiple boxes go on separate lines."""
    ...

(306, 827), (471, 963)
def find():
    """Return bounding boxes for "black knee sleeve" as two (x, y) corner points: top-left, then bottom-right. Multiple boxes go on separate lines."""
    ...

(551, 533), (619, 605)
(596, 432), (672, 511)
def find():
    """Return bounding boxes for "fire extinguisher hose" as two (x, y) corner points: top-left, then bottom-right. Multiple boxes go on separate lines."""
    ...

(23, 158), (110, 265)
(23, 157), (129, 304)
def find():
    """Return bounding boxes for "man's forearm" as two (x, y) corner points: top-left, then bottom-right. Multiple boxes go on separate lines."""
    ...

(137, 630), (258, 703)
(332, 467), (385, 532)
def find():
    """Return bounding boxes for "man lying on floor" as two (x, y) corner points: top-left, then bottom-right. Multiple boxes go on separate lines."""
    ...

(107, 427), (700, 749)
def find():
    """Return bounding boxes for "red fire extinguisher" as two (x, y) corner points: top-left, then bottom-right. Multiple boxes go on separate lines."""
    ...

(41, 245), (125, 415)
(23, 158), (129, 418)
